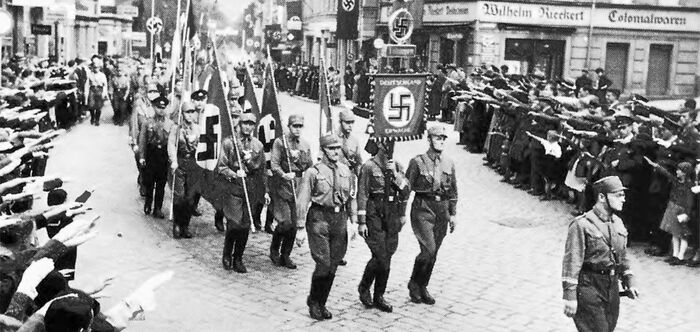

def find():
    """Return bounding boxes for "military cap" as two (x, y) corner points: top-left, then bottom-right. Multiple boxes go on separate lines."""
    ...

(191, 89), (208, 101)
(240, 113), (257, 123)
(181, 101), (196, 112)
(152, 96), (169, 108)
(320, 134), (342, 148)
(288, 114), (304, 125)
(490, 65), (500, 73)
(339, 109), (356, 122)
(427, 125), (448, 138)
(593, 176), (626, 194)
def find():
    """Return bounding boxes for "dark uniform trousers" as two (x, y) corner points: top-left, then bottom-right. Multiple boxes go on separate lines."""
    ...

(574, 271), (620, 332)
(143, 145), (169, 212)
(360, 198), (403, 298)
(222, 194), (253, 261)
(272, 198), (299, 260)
(307, 204), (348, 308)
(410, 197), (450, 288)
(112, 88), (129, 125)
(173, 158), (199, 232)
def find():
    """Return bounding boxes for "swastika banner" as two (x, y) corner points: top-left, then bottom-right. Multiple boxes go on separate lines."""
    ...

(336, 0), (359, 39)
(373, 73), (427, 141)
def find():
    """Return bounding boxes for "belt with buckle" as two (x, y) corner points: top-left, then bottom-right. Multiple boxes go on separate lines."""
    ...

(311, 203), (344, 214)
(415, 193), (445, 202)
(582, 264), (616, 276)
(369, 193), (396, 202)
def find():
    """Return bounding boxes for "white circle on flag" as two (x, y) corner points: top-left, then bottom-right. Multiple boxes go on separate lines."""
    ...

(341, 0), (355, 12)
(146, 17), (163, 34)
(246, 38), (254, 47)
(382, 86), (414, 128)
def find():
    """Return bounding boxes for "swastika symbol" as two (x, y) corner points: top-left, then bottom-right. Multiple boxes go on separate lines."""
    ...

(198, 115), (219, 160)
(392, 17), (410, 38)
(382, 86), (414, 127)
(342, 0), (355, 11)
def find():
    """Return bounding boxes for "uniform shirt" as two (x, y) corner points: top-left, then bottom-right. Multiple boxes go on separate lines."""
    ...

(216, 133), (266, 193)
(167, 123), (200, 162)
(562, 204), (633, 301)
(405, 150), (458, 216)
(270, 134), (313, 201)
(129, 95), (155, 143)
(296, 159), (357, 227)
(337, 130), (362, 176)
(356, 156), (410, 218)
(138, 116), (174, 160)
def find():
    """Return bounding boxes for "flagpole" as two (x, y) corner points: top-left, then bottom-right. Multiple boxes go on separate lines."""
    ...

(267, 45), (297, 204)
(169, 0), (183, 94)
(216, 31), (256, 232)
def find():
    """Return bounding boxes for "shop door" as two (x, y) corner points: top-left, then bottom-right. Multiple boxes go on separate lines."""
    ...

(98, 41), (108, 56)
(647, 44), (672, 96)
(439, 38), (455, 65)
(605, 43), (628, 90)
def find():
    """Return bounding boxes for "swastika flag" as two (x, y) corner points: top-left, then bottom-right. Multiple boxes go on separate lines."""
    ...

(372, 73), (428, 141)
(336, 0), (359, 39)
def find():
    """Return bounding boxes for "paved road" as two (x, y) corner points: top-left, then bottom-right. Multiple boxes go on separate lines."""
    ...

(44, 93), (700, 331)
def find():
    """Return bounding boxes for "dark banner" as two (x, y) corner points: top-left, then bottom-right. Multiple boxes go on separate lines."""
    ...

(336, 0), (359, 39)
(373, 74), (427, 140)
(265, 24), (282, 47)
(286, 0), (303, 42)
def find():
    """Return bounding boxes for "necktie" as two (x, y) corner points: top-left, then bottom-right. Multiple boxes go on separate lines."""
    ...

(432, 155), (441, 192)
(332, 166), (340, 205)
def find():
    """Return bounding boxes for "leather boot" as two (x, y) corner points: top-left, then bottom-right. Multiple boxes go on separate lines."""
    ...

(358, 261), (375, 307)
(407, 260), (423, 303)
(319, 275), (334, 319)
(373, 267), (393, 312)
(232, 230), (249, 273)
(172, 223), (181, 239)
(214, 210), (225, 232)
(307, 276), (324, 320)
(269, 233), (282, 265)
(222, 231), (235, 270)
(280, 255), (297, 269)
(420, 262), (436, 305)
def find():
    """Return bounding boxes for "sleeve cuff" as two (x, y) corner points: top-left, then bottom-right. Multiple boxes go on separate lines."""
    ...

(563, 288), (577, 301)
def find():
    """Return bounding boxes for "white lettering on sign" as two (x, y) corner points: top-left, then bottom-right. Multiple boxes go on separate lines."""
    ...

(377, 79), (422, 86)
(421, 1), (699, 31)
(383, 86), (414, 128)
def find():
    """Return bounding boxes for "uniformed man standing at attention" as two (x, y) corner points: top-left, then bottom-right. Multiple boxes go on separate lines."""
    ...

(336, 109), (362, 266)
(356, 140), (410, 312)
(168, 101), (201, 239)
(139, 96), (174, 218)
(405, 125), (458, 305)
(295, 134), (357, 320)
(562, 176), (639, 332)
(269, 114), (313, 269)
(216, 112), (265, 273)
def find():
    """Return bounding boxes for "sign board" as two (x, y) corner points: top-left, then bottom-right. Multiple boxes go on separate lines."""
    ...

(0, 9), (11, 35)
(373, 74), (427, 140)
(383, 44), (416, 58)
(10, 0), (56, 6)
(131, 32), (147, 47)
(117, 5), (138, 17)
(445, 32), (464, 40)
(421, 1), (700, 32)
(31, 24), (52, 35)
(44, 5), (69, 22)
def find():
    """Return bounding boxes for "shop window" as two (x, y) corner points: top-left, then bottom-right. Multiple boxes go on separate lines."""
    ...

(439, 37), (454, 65)
(504, 38), (564, 79)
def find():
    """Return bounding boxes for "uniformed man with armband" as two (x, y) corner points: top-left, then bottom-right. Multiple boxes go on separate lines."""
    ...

(562, 176), (639, 332)
(139, 96), (174, 218)
(405, 125), (458, 305)
(356, 140), (410, 312)
(295, 134), (357, 320)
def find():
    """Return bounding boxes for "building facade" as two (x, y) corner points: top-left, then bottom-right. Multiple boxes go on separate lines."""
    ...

(384, 0), (700, 97)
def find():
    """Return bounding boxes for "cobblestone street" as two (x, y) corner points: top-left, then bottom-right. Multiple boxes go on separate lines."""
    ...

(47, 93), (700, 331)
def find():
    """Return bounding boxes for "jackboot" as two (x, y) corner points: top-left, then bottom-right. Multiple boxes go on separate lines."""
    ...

(420, 261), (436, 305)
(232, 230), (249, 273)
(280, 228), (297, 269)
(307, 276), (325, 321)
(407, 260), (423, 303)
(319, 274), (335, 320)
(172, 223), (181, 239)
(358, 261), (375, 307)
(214, 210), (225, 232)
(222, 231), (235, 270)
(373, 267), (393, 312)
(269, 233), (282, 266)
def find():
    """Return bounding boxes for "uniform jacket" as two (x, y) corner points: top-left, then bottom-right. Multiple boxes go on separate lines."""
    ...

(356, 156), (410, 218)
(337, 131), (362, 176)
(296, 158), (357, 227)
(270, 134), (312, 202)
(405, 150), (458, 216)
(216, 133), (266, 202)
(138, 116), (174, 161)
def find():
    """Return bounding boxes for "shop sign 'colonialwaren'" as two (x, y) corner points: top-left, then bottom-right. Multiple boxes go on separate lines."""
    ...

(421, 1), (700, 32)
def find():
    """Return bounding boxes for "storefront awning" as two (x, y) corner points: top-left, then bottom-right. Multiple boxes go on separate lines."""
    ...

(497, 23), (576, 34)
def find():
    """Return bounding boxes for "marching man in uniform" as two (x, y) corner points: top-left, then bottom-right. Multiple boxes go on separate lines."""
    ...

(269, 114), (313, 269)
(139, 96), (174, 218)
(295, 134), (357, 320)
(405, 125), (458, 305)
(562, 175), (639, 332)
(336, 109), (362, 266)
(356, 140), (410, 312)
(216, 112), (265, 273)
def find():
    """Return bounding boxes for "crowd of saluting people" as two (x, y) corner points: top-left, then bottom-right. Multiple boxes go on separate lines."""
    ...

(428, 62), (700, 267)
(1, 53), (173, 331)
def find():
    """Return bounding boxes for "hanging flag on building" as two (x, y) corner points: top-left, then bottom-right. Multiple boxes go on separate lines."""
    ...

(265, 24), (282, 47)
(319, 58), (333, 136)
(258, 58), (284, 160)
(286, 0), (303, 42)
(336, 0), (359, 39)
